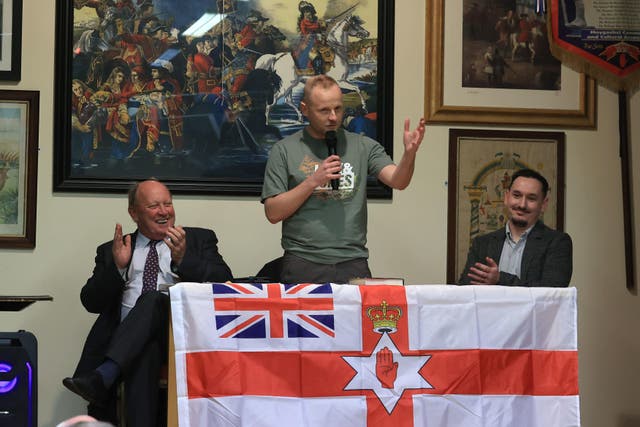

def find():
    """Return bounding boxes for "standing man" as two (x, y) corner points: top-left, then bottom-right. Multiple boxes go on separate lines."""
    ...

(63, 179), (233, 426)
(458, 168), (572, 287)
(261, 75), (425, 284)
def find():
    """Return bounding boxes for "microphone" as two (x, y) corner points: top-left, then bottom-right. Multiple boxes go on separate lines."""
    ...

(325, 130), (339, 191)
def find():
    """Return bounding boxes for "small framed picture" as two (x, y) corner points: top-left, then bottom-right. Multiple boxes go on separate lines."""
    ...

(0, 90), (39, 248)
(0, 0), (23, 81)
(447, 128), (565, 283)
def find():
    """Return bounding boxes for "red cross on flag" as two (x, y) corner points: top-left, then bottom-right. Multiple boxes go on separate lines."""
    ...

(170, 283), (579, 426)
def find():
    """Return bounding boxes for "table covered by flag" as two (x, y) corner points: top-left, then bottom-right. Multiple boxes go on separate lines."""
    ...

(170, 283), (579, 426)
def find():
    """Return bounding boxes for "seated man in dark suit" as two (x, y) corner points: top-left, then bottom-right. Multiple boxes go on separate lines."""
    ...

(63, 179), (233, 426)
(458, 168), (572, 287)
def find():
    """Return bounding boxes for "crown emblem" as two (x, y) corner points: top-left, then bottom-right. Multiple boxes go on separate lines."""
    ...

(366, 300), (402, 334)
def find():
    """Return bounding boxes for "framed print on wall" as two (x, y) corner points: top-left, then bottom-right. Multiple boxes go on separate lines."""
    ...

(53, 0), (395, 197)
(0, 0), (23, 81)
(446, 129), (565, 284)
(425, 0), (596, 128)
(0, 90), (39, 249)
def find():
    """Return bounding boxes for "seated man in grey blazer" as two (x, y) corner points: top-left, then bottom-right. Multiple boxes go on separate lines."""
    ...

(458, 168), (572, 287)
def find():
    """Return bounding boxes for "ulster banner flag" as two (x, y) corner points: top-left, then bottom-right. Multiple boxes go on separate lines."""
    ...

(170, 283), (579, 426)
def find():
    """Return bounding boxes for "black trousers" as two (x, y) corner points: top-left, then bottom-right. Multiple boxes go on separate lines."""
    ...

(280, 252), (372, 284)
(106, 291), (169, 427)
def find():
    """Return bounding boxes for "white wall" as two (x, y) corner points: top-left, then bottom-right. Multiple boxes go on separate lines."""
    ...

(1, 1), (639, 426)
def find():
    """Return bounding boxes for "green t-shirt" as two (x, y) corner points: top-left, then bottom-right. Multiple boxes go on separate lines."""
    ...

(261, 128), (393, 264)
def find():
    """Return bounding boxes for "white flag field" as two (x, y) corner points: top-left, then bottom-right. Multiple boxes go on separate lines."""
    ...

(170, 283), (579, 426)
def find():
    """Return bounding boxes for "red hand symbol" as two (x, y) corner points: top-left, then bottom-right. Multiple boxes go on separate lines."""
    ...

(375, 346), (398, 389)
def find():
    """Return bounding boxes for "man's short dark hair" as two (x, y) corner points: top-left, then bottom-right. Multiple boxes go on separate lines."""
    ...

(509, 168), (549, 196)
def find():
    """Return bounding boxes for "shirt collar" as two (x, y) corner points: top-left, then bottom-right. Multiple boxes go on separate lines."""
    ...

(135, 232), (165, 249)
(303, 126), (342, 143)
(505, 222), (534, 243)
(135, 232), (151, 249)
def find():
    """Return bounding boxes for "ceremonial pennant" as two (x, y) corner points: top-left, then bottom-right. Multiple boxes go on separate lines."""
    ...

(548, 1), (639, 290)
(548, 0), (640, 92)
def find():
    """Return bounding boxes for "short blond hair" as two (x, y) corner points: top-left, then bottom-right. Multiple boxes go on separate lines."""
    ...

(302, 75), (339, 103)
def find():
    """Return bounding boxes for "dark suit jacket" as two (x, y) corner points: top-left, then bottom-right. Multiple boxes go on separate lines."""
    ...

(457, 221), (572, 287)
(73, 227), (233, 376)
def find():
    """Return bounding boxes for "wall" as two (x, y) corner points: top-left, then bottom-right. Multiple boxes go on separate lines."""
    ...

(0, 0), (639, 426)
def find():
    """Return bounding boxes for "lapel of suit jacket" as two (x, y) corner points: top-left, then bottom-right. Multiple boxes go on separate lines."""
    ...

(123, 231), (139, 281)
(488, 228), (507, 264)
(520, 221), (545, 278)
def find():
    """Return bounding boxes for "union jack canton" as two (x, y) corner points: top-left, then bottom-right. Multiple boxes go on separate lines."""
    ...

(212, 283), (335, 339)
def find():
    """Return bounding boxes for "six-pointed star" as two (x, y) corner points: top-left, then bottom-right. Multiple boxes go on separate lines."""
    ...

(343, 332), (433, 413)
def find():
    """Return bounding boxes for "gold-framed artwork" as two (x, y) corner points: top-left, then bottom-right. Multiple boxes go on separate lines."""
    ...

(425, 0), (596, 128)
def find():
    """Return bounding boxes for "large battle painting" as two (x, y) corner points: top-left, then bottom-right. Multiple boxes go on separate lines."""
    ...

(56, 0), (387, 194)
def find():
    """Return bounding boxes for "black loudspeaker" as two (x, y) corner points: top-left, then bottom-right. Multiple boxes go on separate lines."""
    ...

(0, 331), (37, 427)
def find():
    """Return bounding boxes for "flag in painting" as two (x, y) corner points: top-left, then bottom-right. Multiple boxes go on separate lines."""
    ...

(170, 283), (580, 427)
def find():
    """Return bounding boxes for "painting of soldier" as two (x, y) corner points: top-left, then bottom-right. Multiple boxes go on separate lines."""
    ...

(61, 0), (386, 192)
(462, 0), (562, 90)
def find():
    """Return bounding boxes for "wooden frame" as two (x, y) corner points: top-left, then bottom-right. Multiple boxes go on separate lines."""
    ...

(53, 0), (395, 197)
(446, 129), (565, 284)
(425, 0), (596, 128)
(0, 90), (39, 249)
(0, 0), (22, 81)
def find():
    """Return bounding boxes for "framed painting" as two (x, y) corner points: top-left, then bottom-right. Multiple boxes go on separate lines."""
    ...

(53, 0), (395, 197)
(425, 0), (596, 128)
(0, 0), (22, 81)
(446, 128), (565, 284)
(0, 90), (39, 249)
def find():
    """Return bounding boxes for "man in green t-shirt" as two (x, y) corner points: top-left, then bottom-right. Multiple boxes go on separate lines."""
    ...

(261, 75), (425, 283)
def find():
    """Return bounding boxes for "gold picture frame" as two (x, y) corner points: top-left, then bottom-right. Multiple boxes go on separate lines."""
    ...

(425, 0), (596, 128)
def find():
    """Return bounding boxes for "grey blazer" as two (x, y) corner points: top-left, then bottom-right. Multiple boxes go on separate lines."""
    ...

(457, 221), (572, 287)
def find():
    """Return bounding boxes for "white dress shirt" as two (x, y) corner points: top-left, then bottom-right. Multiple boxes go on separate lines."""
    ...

(498, 223), (534, 279)
(120, 234), (176, 320)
